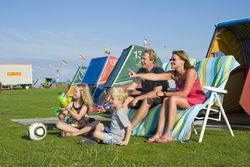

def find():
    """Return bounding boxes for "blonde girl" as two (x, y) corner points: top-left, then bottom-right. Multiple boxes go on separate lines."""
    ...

(56, 83), (95, 137)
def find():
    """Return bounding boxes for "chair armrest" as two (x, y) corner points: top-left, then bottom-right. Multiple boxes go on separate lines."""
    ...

(204, 86), (227, 94)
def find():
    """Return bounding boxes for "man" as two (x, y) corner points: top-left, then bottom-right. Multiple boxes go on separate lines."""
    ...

(124, 48), (169, 129)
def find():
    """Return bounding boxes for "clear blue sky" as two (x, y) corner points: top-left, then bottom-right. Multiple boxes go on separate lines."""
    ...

(0, 0), (249, 82)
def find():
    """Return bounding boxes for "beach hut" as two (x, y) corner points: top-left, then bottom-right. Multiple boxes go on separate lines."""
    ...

(104, 45), (163, 89)
(66, 66), (87, 96)
(82, 55), (117, 100)
(206, 17), (250, 116)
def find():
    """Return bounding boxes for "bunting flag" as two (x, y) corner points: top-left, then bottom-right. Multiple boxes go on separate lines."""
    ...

(62, 60), (68, 65)
(143, 38), (150, 47)
(104, 48), (111, 54)
(80, 55), (86, 61)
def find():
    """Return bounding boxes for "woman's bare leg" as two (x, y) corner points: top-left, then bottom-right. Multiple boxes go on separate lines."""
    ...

(162, 96), (190, 141)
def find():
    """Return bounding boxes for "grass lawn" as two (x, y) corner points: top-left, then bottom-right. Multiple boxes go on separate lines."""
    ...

(0, 87), (250, 167)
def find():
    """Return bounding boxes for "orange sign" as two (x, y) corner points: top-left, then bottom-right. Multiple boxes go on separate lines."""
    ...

(7, 72), (22, 76)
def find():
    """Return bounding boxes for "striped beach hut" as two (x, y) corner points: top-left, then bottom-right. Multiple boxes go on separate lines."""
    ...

(206, 17), (250, 115)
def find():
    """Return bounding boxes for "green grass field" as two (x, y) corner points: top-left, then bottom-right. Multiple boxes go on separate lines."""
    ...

(0, 87), (250, 167)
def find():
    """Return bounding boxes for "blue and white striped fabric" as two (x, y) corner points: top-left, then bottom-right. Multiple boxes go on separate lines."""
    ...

(128, 56), (239, 141)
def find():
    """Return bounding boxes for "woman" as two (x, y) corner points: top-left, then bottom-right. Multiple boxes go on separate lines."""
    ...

(129, 50), (206, 143)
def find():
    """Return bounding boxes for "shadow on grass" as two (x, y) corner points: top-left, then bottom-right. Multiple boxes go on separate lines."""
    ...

(46, 123), (56, 130)
(47, 131), (61, 137)
(44, 121), (110, 139)
(189, 130), (236, 143)
(21, 134), (30, 140)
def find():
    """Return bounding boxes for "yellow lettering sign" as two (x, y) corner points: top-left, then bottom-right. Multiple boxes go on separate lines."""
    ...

(7, 72), (22, 76)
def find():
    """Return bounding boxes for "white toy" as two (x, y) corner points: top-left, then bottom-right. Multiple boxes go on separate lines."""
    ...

(28, 123), (47, 140)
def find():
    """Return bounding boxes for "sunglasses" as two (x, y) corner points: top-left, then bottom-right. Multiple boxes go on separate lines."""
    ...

(169, 58), (178, 61)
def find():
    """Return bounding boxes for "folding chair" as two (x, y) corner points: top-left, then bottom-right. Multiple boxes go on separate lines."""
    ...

(193, 56), (239, 142)
(194, 86), (234, 143)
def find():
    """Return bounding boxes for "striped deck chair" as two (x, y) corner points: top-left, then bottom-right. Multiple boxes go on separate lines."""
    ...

(128, 55), (239, 142)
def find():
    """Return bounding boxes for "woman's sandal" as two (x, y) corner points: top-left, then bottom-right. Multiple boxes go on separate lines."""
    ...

(145, 134), (162, 143)
(156, 137), (173, 143)
(145, 137), (158, 143)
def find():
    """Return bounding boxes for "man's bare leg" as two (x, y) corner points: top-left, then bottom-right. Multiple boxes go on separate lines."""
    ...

(131, 99), (152, 129)
(147, 97), (169, 141)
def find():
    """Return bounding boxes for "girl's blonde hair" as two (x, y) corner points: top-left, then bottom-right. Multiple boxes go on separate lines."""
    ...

(76, 83), (93, 112)
(110, 87), (128, 103)
(172, 50), (194, 69)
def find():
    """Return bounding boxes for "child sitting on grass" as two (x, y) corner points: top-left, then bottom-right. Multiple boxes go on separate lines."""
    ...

(56, 83), (98, 137)
(92, 87), (132, 146)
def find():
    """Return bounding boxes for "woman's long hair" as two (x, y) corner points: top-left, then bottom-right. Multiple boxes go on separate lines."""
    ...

(77, 83), (93, 112)
(172, 50), (194, 70)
